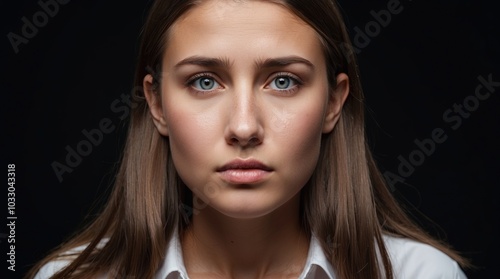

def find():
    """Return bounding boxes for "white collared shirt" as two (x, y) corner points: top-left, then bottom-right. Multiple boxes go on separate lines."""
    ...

(35, 233), (467, 279)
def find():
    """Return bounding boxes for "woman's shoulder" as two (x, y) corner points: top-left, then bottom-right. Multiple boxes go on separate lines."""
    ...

(383, 235), (467, 279)
(33, 239), (108, 279)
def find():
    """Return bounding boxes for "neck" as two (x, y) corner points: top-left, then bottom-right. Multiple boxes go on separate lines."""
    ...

(181, 193), (309, 279)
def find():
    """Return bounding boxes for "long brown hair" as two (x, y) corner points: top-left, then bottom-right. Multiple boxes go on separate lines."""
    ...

(25, 0), (468, 278)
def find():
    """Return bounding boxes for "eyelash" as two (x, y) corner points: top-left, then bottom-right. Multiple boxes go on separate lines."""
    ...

(186, 73), (222, 95)
(185, 72), (303, 95)
(267, 72), (303, 95)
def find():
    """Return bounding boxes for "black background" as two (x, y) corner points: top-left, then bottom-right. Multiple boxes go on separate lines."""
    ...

(1, 0), (498, 278)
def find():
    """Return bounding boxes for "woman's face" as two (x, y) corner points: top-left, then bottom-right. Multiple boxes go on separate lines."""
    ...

(145, 0), (348, 219)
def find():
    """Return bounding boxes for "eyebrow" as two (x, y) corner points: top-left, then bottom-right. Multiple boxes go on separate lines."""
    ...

(255, 56), (314, 70)
(174, 55), (314, 70)
(174, 56), (232, 69)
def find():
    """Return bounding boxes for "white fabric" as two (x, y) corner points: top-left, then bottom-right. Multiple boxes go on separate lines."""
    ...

(34, 233), (467, 279)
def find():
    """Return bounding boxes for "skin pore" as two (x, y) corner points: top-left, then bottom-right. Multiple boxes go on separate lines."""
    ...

(144, 1), (349, 278)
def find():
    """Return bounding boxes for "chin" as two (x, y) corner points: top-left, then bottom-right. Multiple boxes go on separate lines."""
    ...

(218, 207), (275, 219)
(207, 192), (292, 220)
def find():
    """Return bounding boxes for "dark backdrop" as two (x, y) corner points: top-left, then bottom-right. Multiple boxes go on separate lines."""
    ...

(1, 0), (498, 278)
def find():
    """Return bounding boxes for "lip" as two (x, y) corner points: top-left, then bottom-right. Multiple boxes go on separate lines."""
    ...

(217, 159), (273, 184)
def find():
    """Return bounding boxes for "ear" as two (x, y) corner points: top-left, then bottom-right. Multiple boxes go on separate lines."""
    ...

(322, 73), (349, 133)
(143, 74), (169, 136)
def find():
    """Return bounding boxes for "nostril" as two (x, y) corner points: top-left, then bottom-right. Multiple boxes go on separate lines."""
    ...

(229, 136), (261, 147)
(247, 137), (261, 146)
(229, 137), (239, 145)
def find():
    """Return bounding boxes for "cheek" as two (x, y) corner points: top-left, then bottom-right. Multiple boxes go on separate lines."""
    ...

(163, 101), (222, 183)
(269, 99), (327, 182)
(288, 112), (323, 160)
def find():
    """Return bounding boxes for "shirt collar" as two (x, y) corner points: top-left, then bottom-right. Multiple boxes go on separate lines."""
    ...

(155, 231), (336, 279)
(298, 235), (336, 279)
(155, 229), (190, 279)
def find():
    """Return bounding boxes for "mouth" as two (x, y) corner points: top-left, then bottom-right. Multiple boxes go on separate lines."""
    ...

(216, 159), (273, 184)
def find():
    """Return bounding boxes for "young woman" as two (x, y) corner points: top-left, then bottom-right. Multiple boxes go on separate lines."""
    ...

(27, 0), (469, 278)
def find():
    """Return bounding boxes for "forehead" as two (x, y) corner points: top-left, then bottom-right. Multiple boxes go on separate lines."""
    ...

(164, 0), (324, 67)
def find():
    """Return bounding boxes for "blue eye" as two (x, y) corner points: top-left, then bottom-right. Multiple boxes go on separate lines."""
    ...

(191, 76), (219, 91)
(270, 76), (298, 90)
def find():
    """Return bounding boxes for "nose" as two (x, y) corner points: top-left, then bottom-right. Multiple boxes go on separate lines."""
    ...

(224, 85), (264, 148)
